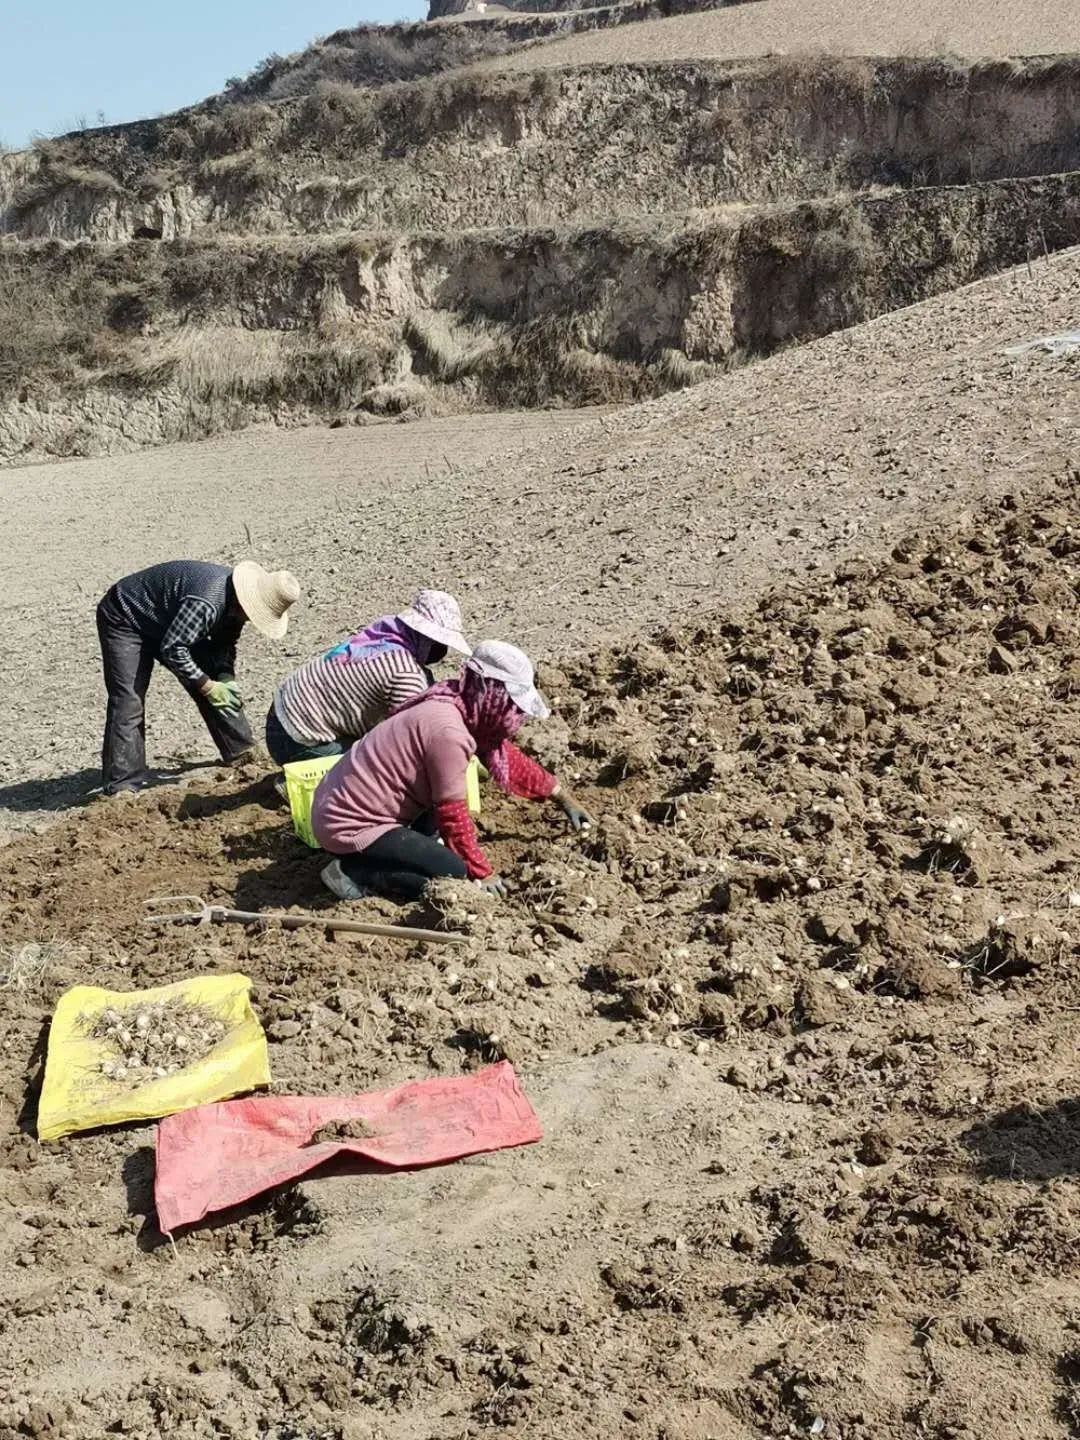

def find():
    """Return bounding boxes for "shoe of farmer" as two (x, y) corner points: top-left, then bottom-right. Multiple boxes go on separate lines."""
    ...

(321, 859), (370, 901)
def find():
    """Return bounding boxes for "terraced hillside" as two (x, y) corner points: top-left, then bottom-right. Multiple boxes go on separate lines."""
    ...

(1, 0), (1078, 465)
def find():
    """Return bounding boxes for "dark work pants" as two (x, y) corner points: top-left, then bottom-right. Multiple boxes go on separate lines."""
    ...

(97, 598), (254, 794)
(340, 824), (466, 902)
(264, 704), (352, 767)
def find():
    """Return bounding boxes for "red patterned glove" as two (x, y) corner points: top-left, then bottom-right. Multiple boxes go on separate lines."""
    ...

(434, 799), (493, 880)
(505, 744), (558, 800)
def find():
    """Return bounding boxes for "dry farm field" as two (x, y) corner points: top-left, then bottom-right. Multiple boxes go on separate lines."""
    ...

(1, 1), (1079, 1437)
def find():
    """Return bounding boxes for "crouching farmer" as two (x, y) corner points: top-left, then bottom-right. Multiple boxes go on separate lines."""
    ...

(312, 641), (593, 901)
(96, 559), (300, 796)
(266, 589), (471, 766)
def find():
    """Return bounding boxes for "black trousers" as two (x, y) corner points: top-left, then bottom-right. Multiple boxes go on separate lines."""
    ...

(264, 704), (353, 767)
(340, 823), (466, 902)
(97, 596), (254, 794)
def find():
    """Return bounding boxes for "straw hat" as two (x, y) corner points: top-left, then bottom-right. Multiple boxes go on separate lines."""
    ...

(398, 589), (471, 655)
(467, 640), (550, 720)
(232, 561), (301, 640)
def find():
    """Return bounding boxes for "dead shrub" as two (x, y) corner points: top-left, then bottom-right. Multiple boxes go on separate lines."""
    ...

(11, 160), (122, 222)
(484, 313), (645, 408)
(296, 81), (379, 149)
(0, 247), (118, 395)
(199, 148), (278, 193)
(223, 23), (518, 103)
(284, 327), (393, 407)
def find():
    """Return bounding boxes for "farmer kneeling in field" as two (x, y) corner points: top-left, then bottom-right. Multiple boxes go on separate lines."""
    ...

(266, 589), (471, 766)
(312, 641), (593, 901)
(96, 559), (301, 796)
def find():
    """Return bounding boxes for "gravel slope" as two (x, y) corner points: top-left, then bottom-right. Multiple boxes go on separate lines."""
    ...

(496, 0), (1078, 67)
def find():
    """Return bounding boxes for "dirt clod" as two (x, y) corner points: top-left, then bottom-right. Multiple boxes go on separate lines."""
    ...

(306, 1117), (378, 1146)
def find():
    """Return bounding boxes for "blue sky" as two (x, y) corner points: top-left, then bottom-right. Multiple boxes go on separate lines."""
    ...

(0, 0), (425, 149)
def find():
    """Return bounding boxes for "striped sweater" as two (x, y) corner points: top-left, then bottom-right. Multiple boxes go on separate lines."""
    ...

(274, 646), (431, 747)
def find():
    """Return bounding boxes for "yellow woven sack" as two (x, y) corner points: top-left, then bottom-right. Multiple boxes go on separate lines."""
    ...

(37, 973), (270, 1142)
(284, 754), (342, 848)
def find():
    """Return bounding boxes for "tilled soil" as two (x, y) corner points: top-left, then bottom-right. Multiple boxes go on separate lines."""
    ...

(2, 247), (1077, 840)
(2, 477), (1079, 1439)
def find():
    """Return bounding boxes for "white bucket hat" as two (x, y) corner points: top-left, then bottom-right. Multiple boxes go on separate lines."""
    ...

(398, 589), (471, 655)
(232, 561), (301, 640)
(467, 640), (550, 720)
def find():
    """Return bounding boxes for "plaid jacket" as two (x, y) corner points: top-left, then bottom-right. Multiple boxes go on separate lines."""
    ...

(107, 560), (245, 687)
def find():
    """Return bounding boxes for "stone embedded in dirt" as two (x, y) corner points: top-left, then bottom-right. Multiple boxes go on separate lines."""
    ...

(268, 1019), (302, 1041)
(988, 643), (1018, 674)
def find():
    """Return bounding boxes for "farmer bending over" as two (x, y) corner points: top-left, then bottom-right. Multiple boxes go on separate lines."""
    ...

(96, 559), (300, 796)
(266, 590), (470, 766)
(312, 641), (593, 901)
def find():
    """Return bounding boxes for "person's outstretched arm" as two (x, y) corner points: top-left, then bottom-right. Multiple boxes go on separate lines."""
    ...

(504, 744), (594, 830)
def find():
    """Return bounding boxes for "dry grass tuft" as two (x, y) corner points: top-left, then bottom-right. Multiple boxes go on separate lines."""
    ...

(10, 158), (122, 222)
(128, 318), (398, 412)
(405, 310), (499, 382)
(0, 940), (83, 995)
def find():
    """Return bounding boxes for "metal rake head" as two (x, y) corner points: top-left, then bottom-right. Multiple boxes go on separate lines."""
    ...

(143, 895), (218, 926)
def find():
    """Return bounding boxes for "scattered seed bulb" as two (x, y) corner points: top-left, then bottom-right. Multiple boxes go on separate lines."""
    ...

(174, 1035), (190, 1052)
(805, 876), (823, 892)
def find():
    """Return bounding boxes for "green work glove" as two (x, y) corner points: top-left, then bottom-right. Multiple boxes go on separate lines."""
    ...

(203, 679), (242, 713)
